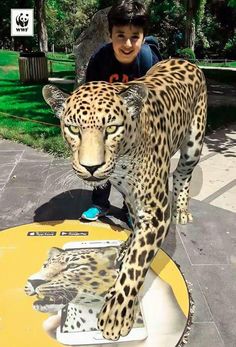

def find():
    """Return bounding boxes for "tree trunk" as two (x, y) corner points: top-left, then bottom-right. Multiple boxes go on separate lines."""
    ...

(35, 0), (48, 52)
(184, 0), (195, 51)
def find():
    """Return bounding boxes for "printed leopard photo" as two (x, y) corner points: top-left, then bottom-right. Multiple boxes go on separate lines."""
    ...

(25, 245), (120, 314)
(43, 58), (207, 341)
(24, 242), (187, 346)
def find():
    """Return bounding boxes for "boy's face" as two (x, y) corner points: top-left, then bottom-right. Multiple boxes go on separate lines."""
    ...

(111, 25), (144, 64)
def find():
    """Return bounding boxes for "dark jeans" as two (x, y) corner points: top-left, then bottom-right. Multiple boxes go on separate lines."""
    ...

(92, 180), (128, 213)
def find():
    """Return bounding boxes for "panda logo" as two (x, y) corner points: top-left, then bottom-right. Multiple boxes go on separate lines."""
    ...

(16, 13), (29, 27)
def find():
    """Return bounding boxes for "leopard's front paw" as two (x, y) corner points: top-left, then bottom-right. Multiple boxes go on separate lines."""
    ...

(97, 289), (135, 340)
(172, 209), (193, 224)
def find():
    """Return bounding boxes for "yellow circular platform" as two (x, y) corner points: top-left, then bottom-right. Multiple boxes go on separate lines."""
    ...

(0, 220), (190, 347)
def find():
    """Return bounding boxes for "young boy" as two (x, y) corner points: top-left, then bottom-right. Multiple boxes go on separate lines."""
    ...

(81, 0), (161, 223)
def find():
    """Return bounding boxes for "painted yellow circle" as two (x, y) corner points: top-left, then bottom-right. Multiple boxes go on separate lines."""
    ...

(0, 220), (189, 347)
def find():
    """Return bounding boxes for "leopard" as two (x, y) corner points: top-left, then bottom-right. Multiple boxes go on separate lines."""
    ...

(42, 58), (207, 340)
(25, 246), (119, 312)
(24, 245), (142, 333)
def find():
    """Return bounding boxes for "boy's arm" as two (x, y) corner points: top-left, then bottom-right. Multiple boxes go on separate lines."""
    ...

(138, 44), (160, 77)
(152, 50), (160, 65)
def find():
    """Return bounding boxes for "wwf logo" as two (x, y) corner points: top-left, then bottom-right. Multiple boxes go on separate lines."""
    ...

(11, 9), (34, 37)
(16, 13), (29, 27)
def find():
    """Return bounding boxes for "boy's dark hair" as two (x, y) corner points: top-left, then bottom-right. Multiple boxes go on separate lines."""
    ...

(108, 0), (149, 36)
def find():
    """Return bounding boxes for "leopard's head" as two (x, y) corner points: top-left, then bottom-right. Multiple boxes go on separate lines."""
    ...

(24, 246), (119, 313)
(43, 82), (148, 187)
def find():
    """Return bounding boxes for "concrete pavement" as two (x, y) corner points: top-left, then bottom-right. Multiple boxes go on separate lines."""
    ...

(0, 123), (236, 346)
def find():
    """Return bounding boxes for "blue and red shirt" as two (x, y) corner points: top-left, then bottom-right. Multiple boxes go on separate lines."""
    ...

(86, 42), (160, 83)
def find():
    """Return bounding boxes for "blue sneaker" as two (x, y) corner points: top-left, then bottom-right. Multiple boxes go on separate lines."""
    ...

(81, 206), (109, 221)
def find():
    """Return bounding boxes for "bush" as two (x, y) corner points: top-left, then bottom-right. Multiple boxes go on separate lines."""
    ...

(176, 48), (196, 61)
(223, 34), (236, 59)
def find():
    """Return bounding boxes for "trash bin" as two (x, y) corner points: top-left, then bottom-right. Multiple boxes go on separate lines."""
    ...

(18, 52), (48, 83)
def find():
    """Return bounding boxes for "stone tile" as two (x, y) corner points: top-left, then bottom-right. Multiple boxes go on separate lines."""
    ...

(204, 123), (236, 157)
(21, 147), (52, 162)
(163, 226), (213, 323)
(187, 323), (223, 347)
(194, 265), (236, 347)
(0, 164), (15, 183)
(194, 148), (236, 201)
(0, 214), (35, 230)
(210, 183), (236, 213)
(0, 187), (42, 230)
(201, 142), (216, 158)
(110, 186), (124, 209)
(4, 161), (51, 189)
(0, 150), (23, 165)
(178, 199), (236, 265)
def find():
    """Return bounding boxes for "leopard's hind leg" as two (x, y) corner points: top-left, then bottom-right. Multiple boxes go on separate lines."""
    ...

(172, 90), (207, 224)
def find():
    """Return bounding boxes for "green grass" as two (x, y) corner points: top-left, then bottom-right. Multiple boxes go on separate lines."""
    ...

(47, 52), (75, 80)
(199, 61), (236, 68)
(0, 50), (74, 156)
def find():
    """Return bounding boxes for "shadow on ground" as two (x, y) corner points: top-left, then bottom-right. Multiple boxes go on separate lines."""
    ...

(34, 188), (127, 226)
(33, 188), (178, 262)
(204, 123), (236, 157)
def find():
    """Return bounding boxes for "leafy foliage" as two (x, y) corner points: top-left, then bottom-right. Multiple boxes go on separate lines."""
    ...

(197, 1), (236, 59)
(0, 0), (235, 58)
(46, 0), (98, 51)
(228, 0), (236, 7)
(148, 1), (185, 57)
(224, 34), (236, 58)
(177, 48), (196, 61)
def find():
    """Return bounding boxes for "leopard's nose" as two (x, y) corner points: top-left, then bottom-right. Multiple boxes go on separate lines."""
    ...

(80, 163), (105, 175)
(28, 279), (48, 290)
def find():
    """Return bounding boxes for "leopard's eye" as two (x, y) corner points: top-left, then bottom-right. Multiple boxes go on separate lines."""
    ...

(68, 125), (80, 135)
(106, 125), (118, 135)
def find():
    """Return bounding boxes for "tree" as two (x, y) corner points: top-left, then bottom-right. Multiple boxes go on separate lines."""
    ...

(46, 0), (98, 52)
(228, 0), (236, 7)
(35, 0), (48, 52)
(148, 1), (185, 57)
(184, 0), (207, 52)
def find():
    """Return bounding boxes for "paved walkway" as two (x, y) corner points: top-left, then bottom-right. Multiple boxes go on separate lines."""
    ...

(0, 124), (236, 346)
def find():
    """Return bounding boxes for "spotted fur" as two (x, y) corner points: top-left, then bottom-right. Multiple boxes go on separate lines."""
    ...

(24, 247), (119, 313)
(24, 246), (143, 333)
(42, 59), (207, 340)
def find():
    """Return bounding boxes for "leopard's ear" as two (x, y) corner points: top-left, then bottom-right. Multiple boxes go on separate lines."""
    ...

(42, 85), (69, 119)
(48, 247), (64, 257)
(118, 83), (148, 119)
